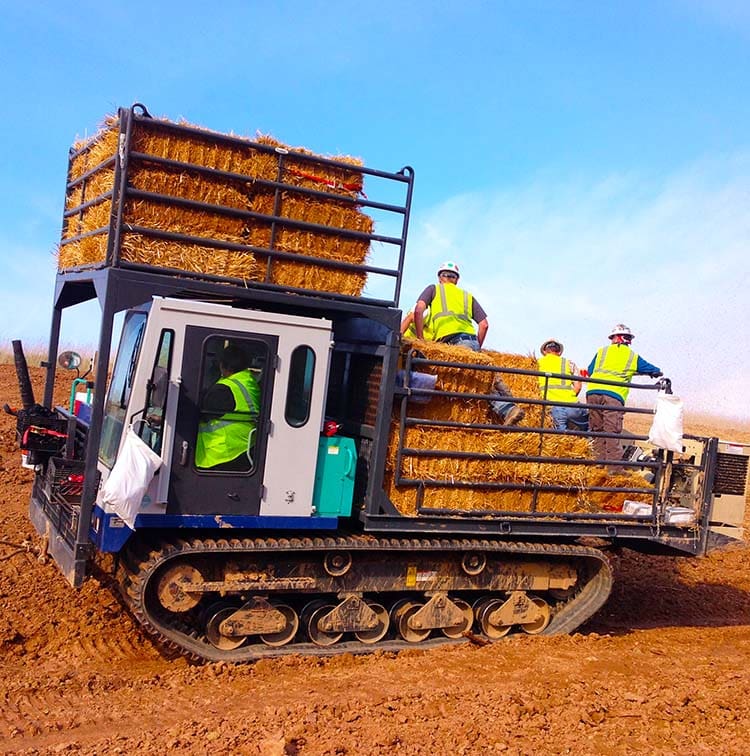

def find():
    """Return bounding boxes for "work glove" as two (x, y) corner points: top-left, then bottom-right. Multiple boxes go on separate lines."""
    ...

(651, 371), (663, 379)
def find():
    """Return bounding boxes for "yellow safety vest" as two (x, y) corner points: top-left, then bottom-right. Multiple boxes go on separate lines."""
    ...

(430, 283), (475, 341)
(404, 310), (435, 340)
(196, 370), (260, 469)
(587, 345), (640, 403)
(537, 354), (578, 404)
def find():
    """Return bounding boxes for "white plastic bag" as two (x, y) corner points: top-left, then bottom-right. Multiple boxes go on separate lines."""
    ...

(648, 393), (684, 453)
(100, 427), (162, 528)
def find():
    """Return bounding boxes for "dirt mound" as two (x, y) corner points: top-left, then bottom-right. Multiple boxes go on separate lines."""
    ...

(1, 364), (748, 754)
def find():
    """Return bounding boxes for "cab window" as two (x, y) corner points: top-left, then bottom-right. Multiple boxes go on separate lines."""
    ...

(194, 336), (268, 474)
(99, 312), (147, 468)
(285, 345), (315, 427)
(138, 329), (173, 455)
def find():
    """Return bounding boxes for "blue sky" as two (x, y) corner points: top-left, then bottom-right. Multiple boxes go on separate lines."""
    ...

(1, 1), (748, 420)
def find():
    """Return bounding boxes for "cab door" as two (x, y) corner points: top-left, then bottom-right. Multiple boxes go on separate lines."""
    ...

(167, 325), (277, 516)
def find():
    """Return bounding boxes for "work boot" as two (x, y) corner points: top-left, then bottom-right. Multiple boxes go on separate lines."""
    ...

(502, 405), (525, 426)
(492, 377), (512, 397)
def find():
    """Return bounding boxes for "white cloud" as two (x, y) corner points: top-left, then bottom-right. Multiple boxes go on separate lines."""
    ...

(401, 153), (750, 421)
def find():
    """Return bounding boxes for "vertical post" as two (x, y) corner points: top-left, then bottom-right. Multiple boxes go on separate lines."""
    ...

(267, 148), (288, 282)
(72, 276), (116, 584)
(364, 324), (402, 516)
(106, 106), (134, 267)
(43, 304), (63, 409)
(392, 166), (414, 307)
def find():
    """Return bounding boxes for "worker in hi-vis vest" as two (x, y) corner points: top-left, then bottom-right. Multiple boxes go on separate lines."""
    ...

(537, 339), (589, 431)
(413, 261), (524, 426)
(586, 324), (662, 472)
(414, 261), (488, 350)
(196, 344), (261, 471)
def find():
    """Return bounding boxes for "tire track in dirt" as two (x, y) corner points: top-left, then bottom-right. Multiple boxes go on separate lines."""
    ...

(1, 364), (749, 754)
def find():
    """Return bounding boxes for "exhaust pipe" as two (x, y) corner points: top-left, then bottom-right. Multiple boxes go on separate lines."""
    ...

(12, 340), (36, 410)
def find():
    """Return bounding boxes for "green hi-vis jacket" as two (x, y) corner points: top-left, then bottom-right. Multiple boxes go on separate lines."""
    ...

(404, 310), (435, 340)
(196, 370), (260, 468)
(587, 345), (640, 404)
(430, 283), (475, 340)
(537, 353), (579, 404)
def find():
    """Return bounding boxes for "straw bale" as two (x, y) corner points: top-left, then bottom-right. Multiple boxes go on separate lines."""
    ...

(387, 425), (593, 492)
(121, 233), (261, 280)
(57, 114), (374, 296)
(125, 199), (247, 244)
(263, 253), (367, 296)
(69, 118), (118, 182)
(385, 339), (651, 516)
(61, 121), (119, 271)
(385, 459), (650, 518)
(62, 167), (116, 220)
(62, 197), (112, 241)
(65, 184), (83, 213)
(246, 192), (374, 240)
(239, 182), (372, 295)
(383, 471), (535, 517)
(256, 134), (365, 198)
(129, 165), (248, 209)
(132, 126), (279, 182)
(57, 199), (113, 269)
(402, 339), (545, 427)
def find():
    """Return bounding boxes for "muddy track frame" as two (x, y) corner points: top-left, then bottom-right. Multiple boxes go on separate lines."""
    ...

(115, 534), (614, 662)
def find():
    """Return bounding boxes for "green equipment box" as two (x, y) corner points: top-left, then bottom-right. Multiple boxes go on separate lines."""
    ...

(312, 436), (356, 517)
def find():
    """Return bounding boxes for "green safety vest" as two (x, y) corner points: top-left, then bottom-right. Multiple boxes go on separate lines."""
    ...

(537, 353), (578, 404)
(196, 370), (260, 469)
(430, 283), (476, 341)
(404, 310), (435, 340)
(587, 345), (640, 403)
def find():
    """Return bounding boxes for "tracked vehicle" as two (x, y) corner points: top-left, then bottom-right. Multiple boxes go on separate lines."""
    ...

(12, 105), (748, 662)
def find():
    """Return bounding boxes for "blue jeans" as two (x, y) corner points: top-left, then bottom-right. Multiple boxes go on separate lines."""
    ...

(442, 333), (480, 351)
(550, 405), (589, 431)
(490, 399), (516, 417)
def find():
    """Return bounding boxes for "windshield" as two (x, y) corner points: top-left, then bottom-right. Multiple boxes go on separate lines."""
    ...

(99, 311), (147, 468)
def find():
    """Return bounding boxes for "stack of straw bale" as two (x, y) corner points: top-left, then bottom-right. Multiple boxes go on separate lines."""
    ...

(58, 114), (373, 296)
(386, 339), (650, 517)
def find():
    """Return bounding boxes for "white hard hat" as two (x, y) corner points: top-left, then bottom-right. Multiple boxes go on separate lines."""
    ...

(541, 338), (563, 354)
(437, 260), (460, 278)
(609, 323), (634, 339)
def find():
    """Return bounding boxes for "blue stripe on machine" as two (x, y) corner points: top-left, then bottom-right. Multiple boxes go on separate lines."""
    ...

(91, 505), (340, 553)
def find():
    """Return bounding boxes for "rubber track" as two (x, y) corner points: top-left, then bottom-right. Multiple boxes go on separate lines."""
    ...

(117, 534), (614, 663)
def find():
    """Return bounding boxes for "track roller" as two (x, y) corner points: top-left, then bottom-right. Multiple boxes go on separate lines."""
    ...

(206, 602), (245, 651)
(519, 597), (551, 635)
(391, 600), (430, 643)
(303, 601), (343, 647)
(483, 591), (552, 636)
(474, 597), (512, 639)
(354, 602), (389, 644)
(441, 598), (474, 639)
(259, 603), (299, 647)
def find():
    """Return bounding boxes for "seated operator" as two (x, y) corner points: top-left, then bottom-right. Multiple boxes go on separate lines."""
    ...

(195, 344), (261, 472)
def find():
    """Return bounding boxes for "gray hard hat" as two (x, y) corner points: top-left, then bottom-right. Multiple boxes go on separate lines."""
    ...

(540, 339), (563, 354)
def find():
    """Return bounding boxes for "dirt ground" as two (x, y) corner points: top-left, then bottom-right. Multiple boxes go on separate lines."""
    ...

(1, 364), (748, 755)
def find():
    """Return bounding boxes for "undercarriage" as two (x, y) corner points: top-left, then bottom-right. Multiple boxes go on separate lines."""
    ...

(116, 533), (614, 662)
